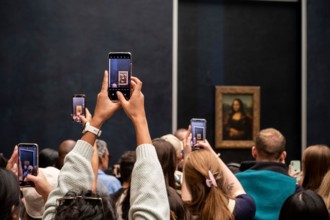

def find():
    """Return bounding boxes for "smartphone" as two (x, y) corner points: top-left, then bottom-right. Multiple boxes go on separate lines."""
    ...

(290, 160), (301, 173)
(72, 94), (86, 123)
(190, 118), (207, 149)
(108, 52), (132, 101)
(17, 143), (39, 187)
(290, 160), (301, 181)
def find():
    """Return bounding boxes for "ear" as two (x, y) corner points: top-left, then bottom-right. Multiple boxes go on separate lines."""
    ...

(279, 151), (287, 163)
(251, 146), (257, 159)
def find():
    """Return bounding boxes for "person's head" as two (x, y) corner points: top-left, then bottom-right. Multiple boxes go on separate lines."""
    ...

(318, 170), (330, 210)
(152, 138), (177, 189)
(22, 167), (60, 219)
(231, 98), (245, 114)
(174, 128), (188, 141)
(302, 144), (330, 191)
(183, 149), (233, 219)
(161, 134), (183, 166)
(119, 150), (136, 184)
(96, 139), (110, 171)
(252, 128), (286, 162)
(279, 189), (329, 220)
(39, 148), (59, 168)
(55, 190), (116, 220)
(0, 168), (20, 220)
(57, 139), (76, 169)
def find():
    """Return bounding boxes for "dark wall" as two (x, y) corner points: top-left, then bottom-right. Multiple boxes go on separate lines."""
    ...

(178, 0), (301, 163)
(0, 1), (173, 164)
(307, 0), (330, 147)
(1, 0), (329, 167)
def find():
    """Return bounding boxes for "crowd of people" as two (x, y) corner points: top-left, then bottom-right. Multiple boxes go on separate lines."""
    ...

(1, 70), (330, 220)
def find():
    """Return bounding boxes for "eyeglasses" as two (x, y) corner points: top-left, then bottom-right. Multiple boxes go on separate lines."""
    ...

(56, 195), (105, 220)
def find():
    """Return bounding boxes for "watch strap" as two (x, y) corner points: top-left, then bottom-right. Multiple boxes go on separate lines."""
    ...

(82, 122), (102, 137)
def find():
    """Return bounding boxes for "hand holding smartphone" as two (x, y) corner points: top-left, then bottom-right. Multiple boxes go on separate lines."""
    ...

(289, 160), (301, 181)
(72, 94), (86, 123)
(17, 143), (39, 187)
(108, 52), (132, 101)
(190, 118), (207, 150)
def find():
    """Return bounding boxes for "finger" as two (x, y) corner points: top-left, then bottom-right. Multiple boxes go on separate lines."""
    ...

(85, 108), (92, 118)
(79, 114), (88, 124)
(7, 146), (18, 169)
(131, 76), (142, 92)
(101, 70), (109, 92)
(116, 91), (127, 105)
(25, 174), (37, 183)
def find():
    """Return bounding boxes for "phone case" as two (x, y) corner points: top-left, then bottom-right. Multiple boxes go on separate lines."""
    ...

(72, 94), (86, 123)
(108, 52), (132, 101)
(190, 118), (207, 148)
(17, 143), (39, 187)
(290, 160), (301, 172)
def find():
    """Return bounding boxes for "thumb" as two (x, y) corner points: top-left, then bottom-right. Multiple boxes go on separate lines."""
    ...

(25, 174), (38, 183)
(116, 91), (127, 104)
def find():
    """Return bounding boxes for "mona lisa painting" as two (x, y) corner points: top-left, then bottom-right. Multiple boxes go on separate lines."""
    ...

(215, 86), (260, 149)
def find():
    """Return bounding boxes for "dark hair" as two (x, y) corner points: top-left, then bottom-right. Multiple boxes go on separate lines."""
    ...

(167, 186), (191, 220)
(0, 168), (20, 220)
(152, 138), (177, 189)
(302, 145), (330, 190)
(55, 190), (116, 220)
(111, 187), (131, 220)
(39, 148), (59, 168)
(120, 151), (136, 183)
(279, 189), (329, 220)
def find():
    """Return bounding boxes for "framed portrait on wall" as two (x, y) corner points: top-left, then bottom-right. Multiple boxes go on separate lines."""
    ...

(215, 86), (260, 149)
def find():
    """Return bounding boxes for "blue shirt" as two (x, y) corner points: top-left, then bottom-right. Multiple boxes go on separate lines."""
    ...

(97, 169), (121, 194)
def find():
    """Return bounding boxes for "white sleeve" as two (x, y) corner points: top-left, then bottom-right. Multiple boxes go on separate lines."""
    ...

(42, 140), (94, 220)
(129, 144), (170, 220)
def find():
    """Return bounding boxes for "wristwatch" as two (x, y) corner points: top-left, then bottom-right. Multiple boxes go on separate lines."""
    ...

(82, 122), (102, 137)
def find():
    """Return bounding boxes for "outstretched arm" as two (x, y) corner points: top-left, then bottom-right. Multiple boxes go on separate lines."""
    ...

(118, 77), (170, 220)
(42, 70), (121, 220)
(195, 140), (246, 197)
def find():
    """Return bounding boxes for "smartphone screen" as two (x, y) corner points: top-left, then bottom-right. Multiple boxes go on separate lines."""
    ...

(108, 52), (132, 101)
(190, 118), (207, 148)
(72, 94), (86, 123)
(17, 143), (38, 187)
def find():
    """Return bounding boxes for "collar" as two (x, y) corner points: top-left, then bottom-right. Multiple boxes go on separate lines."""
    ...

(240, 161), (289, 176)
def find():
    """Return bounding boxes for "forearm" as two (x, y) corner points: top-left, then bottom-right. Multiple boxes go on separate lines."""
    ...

(80, 117), (104, 146)
(129, 144), (169, 220)
(132, 117), (152, 145)
(181, 174), (191, 202)
(43, 140), (94, 219)
(216, 155), (245, 197)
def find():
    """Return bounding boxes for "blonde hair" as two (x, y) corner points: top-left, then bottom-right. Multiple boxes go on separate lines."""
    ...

(183, 150), (234, 220)
(317, 170), (330, 209)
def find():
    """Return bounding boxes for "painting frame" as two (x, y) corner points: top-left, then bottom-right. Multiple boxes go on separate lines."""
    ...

(215, 86), (260, 149)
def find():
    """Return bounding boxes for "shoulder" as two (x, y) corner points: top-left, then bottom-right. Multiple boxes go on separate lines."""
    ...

(233, 194), (256, 220)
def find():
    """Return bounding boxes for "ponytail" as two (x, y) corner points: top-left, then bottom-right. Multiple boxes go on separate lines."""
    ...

(202, 186), (234, 220)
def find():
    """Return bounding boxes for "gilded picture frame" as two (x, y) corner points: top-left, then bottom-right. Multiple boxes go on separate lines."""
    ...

(215, 86), (260, 149)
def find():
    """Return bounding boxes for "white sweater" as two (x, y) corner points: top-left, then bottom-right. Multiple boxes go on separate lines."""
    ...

(42, 140), (170, 220)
